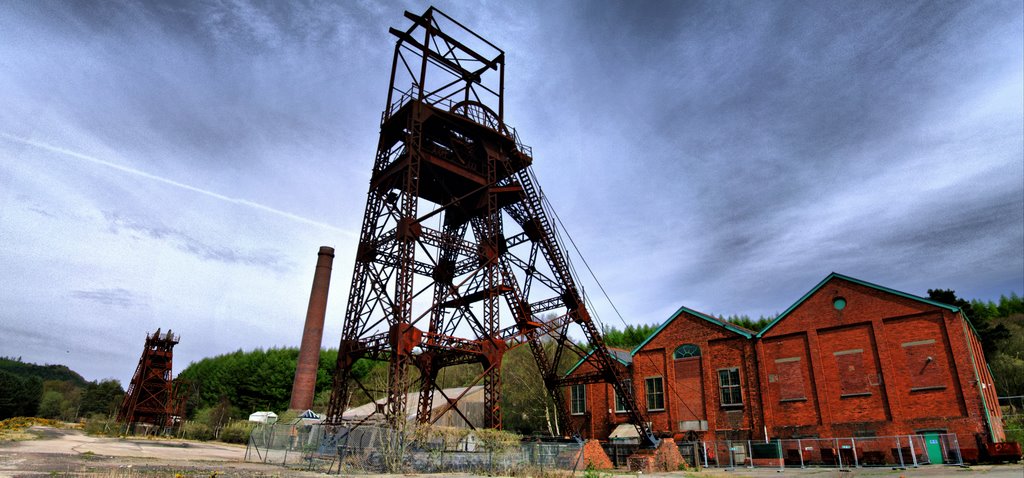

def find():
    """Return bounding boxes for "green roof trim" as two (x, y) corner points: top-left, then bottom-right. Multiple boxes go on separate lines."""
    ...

(630, 304), (754, 356)
(755, 272), (962, 338)
(563, 347), (631, 377)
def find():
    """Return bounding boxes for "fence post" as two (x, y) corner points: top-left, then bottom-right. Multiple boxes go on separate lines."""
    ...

(896, 435), (905, 469)
(283, 436), (290, 467)
(851, 438), (859, 468)
(939, 434), (948, 465)
(777, 439), (784, 472)
(952, 434), (963, 466)
(747, 440), (753, 468)
(908, 435), (918, 467)
(702, 441), (709, 468)
(796, 439), (804, 468)
(835, 438), (843, 469)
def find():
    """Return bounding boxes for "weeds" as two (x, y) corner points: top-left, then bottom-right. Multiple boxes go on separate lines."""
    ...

(0, 417), (64, 441)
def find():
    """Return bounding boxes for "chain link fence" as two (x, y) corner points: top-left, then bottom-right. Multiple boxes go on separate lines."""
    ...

(245, 423), (585, 474)
(247, 423), (962, 472)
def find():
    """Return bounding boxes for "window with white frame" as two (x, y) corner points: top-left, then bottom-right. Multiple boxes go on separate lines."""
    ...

(570, 384), (586, 415)
(645, 377), (665, 411)
(718, 368), (743, 406)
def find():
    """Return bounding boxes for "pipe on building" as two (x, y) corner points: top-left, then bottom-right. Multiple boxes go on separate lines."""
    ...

(289, 246), (335, 411)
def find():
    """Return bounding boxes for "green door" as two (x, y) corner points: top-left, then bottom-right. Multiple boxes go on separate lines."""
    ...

(923, 433), (943, 464)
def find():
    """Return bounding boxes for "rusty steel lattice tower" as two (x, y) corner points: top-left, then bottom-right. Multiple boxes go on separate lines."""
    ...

(117, 328), (179, 428)
(326, 7), (655, 446)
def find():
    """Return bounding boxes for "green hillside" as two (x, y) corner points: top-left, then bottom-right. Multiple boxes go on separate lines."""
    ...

(0, 357), (87, 387)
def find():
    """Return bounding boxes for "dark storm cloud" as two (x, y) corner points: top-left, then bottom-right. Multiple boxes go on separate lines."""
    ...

(104, 211), (291, 272)
(2, 0), (387, 173)
(538, 0), (1022, 319)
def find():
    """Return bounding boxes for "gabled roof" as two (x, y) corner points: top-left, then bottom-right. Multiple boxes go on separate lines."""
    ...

(754, 272), (962, 338)
(564, 347), (632, 377)
(630, 304), (755, 356)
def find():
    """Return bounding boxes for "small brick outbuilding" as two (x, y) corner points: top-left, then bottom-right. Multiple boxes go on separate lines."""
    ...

(564, 273), (1006, 462)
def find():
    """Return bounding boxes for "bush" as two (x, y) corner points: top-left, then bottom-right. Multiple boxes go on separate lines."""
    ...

(218, 420), (254, 444)
(0, 417), (63, 431)
(1005, 415), (1024, 445)
(82, 416), (119, 437)
(181, 421), (213, 441)
(474, 428), (521, 453)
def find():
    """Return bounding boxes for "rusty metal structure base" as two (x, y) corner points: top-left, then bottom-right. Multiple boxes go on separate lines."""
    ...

(117, 329), (183, 430)
(325, 7), (655, 447)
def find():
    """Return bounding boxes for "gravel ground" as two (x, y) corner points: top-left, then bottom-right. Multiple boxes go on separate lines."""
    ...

(0, 427), (321, 477)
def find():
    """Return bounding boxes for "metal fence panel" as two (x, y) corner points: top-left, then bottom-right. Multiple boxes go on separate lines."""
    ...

(245, 424), (584, 474)
(694, 434), (960, 470)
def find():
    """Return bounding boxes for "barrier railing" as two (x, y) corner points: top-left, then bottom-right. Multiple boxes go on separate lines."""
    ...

(678, 433), (961, 470)
(245, 423), (584, 474)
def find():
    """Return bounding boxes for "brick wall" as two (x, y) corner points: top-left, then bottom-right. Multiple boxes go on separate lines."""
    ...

(756, 276), (1000, 456)
(564, 274), (1005, 459)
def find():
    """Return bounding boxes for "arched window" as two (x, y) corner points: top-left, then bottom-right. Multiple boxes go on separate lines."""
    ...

(674, 344), (701, 359)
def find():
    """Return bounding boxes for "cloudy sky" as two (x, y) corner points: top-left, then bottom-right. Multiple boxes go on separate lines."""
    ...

(1, 0), (1021, 385)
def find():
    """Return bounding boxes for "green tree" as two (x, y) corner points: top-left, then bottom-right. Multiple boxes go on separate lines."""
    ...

(928, 289), (1010, 357)
(0, 357), (87, 386)
(722, 314), (775, 332)
(37, 390), (65, 419)
(176, 347), (360, 418)
(80, 379), (124, 418)
(600, 323), (659, 350)
(0, 370), (42, 419)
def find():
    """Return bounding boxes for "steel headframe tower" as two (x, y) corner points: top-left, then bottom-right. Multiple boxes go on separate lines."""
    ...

(117, 328), (179, 429)
(325, 7), (655, 447)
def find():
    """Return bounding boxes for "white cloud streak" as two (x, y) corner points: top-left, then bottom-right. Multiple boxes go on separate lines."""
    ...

(1, 132), (355, 237)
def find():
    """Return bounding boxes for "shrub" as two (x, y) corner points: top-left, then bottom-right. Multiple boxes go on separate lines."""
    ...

(474, 428), (521, 453)
(0, 417), (63, 431)
(82, 416), (119, 437)
(218, 420), (254, 444)
(181, 421), (213, 441)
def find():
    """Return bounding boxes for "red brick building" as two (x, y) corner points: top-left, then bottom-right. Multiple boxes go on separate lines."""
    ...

(565, 273), (1006, 461)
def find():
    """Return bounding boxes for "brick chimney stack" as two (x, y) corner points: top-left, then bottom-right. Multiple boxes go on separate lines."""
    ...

(289, 246), (334, 411)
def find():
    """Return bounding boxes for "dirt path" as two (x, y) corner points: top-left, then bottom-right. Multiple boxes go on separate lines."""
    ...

(0, 427), (321, 477)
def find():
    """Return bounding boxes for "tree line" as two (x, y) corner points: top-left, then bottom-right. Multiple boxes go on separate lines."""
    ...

(0, 357), (124, 421)
(175, 341), (576, 436)
(929, 290), (1024, 396)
